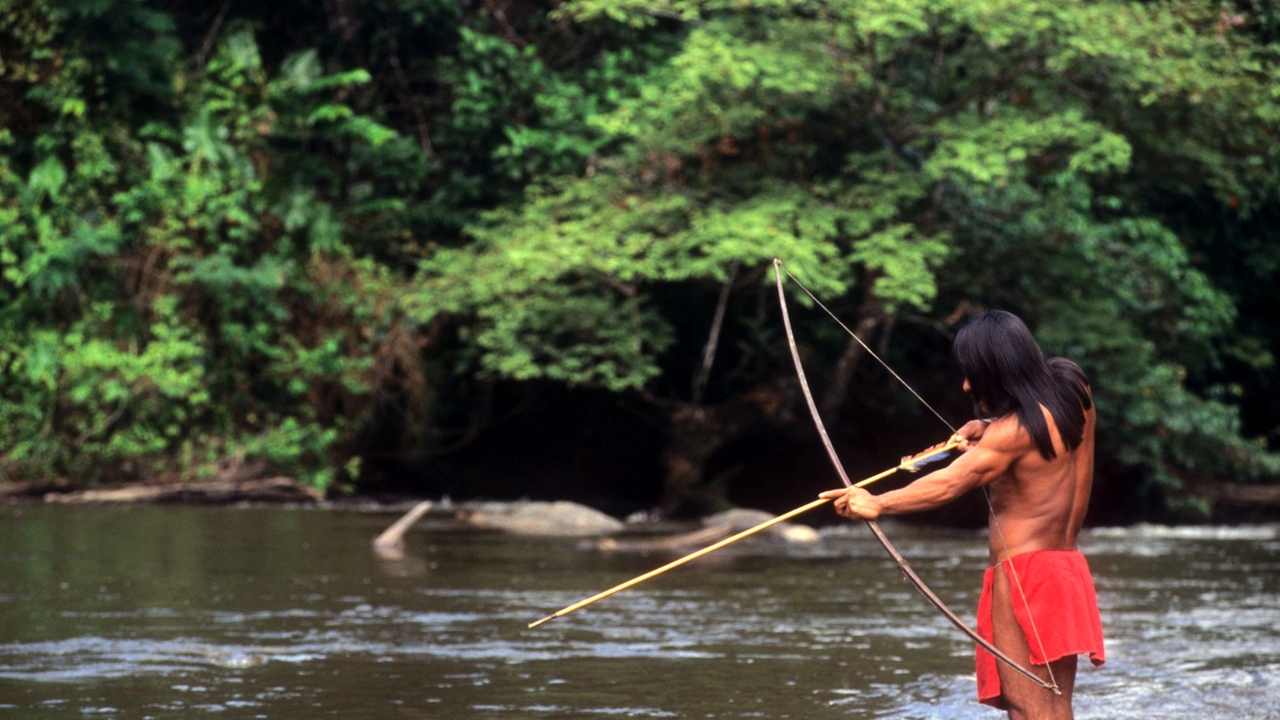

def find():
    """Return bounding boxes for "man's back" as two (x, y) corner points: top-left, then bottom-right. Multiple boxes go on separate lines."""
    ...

(983, 399), (1096, 563)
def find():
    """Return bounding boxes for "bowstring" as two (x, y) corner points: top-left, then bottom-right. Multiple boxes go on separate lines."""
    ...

(783, 270), (955, 434)
(984, 495), (1059, 691)
(781, 266), (1060, 693)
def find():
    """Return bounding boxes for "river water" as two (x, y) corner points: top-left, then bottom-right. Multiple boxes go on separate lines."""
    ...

(0, 505), (1277, 719)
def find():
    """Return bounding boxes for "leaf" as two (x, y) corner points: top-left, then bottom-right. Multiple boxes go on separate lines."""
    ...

(26, 156), (67, 202)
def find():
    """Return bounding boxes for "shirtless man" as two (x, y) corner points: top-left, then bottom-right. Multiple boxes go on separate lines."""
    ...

(819, 310), (1105, 720)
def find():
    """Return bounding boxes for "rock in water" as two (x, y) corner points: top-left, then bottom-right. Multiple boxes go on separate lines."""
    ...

(774, 523), (820, 543)
(461, 501), (624, 536)
(703, 508), (819, 543)
(703, 508), (776, 531)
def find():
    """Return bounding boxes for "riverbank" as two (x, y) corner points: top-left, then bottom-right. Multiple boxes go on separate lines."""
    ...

(6, 475), (1280, 528)
(0, 478), (324, 505)
(1, 481), (825, 549)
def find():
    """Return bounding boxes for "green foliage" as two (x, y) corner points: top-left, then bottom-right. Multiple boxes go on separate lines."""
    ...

(433, 25), (665, 211)
(409, 0), (1280, 513)
(2, 0), (1278, 516)
(0, 6), (422, 489)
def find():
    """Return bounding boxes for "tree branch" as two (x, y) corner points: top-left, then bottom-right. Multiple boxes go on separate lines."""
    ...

(691, 261), (739, 405)
(820, 298), (883, 417)
(387, 37), (437, 159)
(194, 0), (232, 70)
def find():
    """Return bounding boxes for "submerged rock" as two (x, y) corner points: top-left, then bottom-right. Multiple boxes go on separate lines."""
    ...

(459, 500), (624, 536)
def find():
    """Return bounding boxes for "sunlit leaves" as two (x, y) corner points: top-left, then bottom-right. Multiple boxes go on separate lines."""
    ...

(593, 18), (841, 153)
(848, 224), (949, 312)
(481, 283), (673, 391)
(925, 109), (1132, 185)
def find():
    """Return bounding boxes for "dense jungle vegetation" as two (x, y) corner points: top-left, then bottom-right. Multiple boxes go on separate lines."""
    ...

(2, 0), (1278, 521)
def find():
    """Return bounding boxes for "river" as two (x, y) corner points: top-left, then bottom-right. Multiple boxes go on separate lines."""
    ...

(1, 505), (1277, 719)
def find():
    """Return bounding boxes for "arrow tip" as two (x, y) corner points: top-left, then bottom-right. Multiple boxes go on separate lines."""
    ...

(527, 614), (556, 629)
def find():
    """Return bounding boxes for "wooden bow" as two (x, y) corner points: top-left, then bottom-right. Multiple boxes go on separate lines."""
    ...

(772, 259), (1058, 694)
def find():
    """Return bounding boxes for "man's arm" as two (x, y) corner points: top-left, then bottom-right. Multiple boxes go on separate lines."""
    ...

(820, 417), (1024, 520)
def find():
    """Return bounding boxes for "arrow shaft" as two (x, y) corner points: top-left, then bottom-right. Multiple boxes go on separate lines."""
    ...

(528, 463), (910, 629)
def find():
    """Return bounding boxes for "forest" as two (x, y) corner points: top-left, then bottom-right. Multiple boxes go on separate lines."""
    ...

(2, 0), (1278, 522)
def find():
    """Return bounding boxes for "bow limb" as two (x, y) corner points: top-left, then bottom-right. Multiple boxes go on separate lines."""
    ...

(772, 260), (1058, 694)
(862, 521), (1057, 692)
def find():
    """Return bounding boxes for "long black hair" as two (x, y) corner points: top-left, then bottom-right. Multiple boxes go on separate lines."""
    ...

(952, 310), (1092, 459)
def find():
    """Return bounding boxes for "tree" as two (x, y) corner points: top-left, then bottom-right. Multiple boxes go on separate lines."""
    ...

(408, 0), (1280, 516)
(0, 1), (428, 488)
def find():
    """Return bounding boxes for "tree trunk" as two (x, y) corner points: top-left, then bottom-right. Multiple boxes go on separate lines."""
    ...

(657, 380), (795, 517)
(820, 304), (885, 418)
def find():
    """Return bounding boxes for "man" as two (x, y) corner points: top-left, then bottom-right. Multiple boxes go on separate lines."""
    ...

(819, 310), (1105, 720)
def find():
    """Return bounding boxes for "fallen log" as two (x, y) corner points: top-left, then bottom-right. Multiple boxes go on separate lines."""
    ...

(0, 482), (68, 503)
(1203, 482), (1280, 508)
(43, 477), (323, 504)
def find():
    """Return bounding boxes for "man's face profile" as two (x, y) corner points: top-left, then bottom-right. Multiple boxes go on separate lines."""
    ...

(963, 377), (989, 417)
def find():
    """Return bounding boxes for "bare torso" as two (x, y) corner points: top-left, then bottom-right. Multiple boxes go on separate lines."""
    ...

(822, 392), (1097, 549)
(985, 403), (1096, 563)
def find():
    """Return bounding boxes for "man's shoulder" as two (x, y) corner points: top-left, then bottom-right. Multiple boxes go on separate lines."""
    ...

(981, 414), (1037, 456)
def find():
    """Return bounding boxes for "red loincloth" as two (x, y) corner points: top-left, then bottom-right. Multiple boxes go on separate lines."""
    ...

(975, 549), (1105, 708)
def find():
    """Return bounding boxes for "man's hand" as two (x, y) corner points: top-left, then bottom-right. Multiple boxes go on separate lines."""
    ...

(951, 419), (990, 452)
(819, 486), (882, 520)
